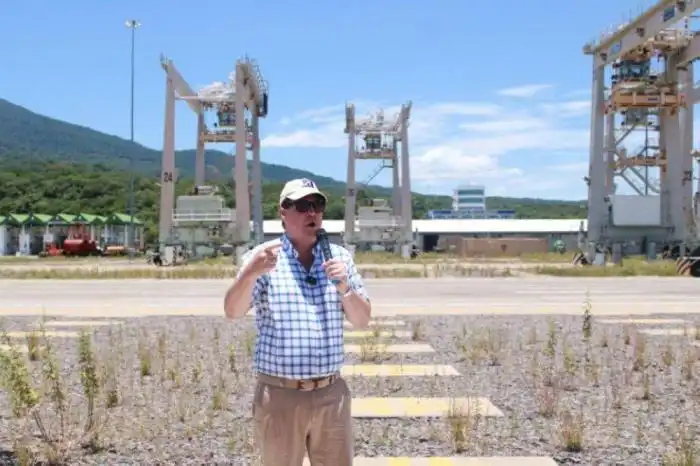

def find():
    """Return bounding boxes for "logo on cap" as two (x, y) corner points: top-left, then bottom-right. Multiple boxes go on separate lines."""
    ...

(300, 179), (315, 188)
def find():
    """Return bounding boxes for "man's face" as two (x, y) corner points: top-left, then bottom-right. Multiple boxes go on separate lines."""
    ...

(281, 194), (326, 239)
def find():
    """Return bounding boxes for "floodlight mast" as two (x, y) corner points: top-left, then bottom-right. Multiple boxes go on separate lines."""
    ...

(582, 0), (700, 262)
(159, 54), (269, 263)
(343, 101), (413, 257)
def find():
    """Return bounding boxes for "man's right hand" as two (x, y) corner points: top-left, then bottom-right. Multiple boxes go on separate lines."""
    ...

(244, 243), (282, 278)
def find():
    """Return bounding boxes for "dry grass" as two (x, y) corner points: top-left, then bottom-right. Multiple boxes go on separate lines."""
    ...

(0, 264), (515, 280)
(532, 257), (677, 277)
(1, 299), (700, 464)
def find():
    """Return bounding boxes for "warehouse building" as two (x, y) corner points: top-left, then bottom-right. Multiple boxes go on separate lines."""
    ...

(260, 218), (587, 252)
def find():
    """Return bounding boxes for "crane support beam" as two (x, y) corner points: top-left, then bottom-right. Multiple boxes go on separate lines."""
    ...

(679, 31), (700, 64)
(160, 55), (202, 113)
(680, 34), (700, 103)
(585, 0), (700, 68)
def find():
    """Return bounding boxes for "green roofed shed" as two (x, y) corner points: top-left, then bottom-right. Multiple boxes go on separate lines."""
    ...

(7, 214), (31, 226)
(74, 213), (106, 225)
(30, 214), (52, 225)
(51, 213), (77, 224)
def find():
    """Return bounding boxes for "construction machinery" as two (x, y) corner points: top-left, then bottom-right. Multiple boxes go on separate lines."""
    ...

(343, 102), (413, 257)
(581, 0), (700, 272)
(159, 54), (268, 265)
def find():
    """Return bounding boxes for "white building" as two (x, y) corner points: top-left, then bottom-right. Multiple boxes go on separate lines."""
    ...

(452, 184), (486, 214)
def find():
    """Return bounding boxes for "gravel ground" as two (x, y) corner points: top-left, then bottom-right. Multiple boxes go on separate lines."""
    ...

(1, 314), (700, 465)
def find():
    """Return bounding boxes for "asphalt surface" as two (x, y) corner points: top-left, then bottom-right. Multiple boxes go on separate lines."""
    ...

(0, 276), (695, 317)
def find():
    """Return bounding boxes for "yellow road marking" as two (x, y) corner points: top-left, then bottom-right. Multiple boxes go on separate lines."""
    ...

(344, 343), (435, 353)
(351, 397), (503, 418)
(598, 318), (687, 325)
(40, 320), (124, 328)
(5, 331), (80, 338)
(303, 459), (558, 466)
(345, 330), (412, 339)
(0, 344), (27, 353)
(638, 328), (689, 336)
(345, 319), (406, 328)
(342, 364), (459, 377)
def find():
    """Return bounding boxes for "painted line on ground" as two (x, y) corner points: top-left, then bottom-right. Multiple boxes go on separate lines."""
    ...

(36, 320), (125, 328)
(597, 318), (688, 325)
(345, 330), (413, 339)
(0, 344), (27, 353)
(344, 343), (435, 354)
(345, 319), (406, 328)
(351, 397), (503, 418)
(5, 331), (80, 339)
(638, 328), (692, 336)
(302, 458), (558, 466)
(342, 364), (459, 377)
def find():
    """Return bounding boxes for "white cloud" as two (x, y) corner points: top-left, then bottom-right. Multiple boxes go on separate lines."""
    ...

(262, 92), (595, 198)
(460, 117), (548, 132)
(263, 101), (503, 149)
(497, 84), (553, 98)
(541, 100), (590, 118)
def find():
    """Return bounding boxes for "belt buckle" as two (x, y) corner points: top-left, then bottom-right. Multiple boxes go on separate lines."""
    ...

(296, 379), (315, 391)
(297, 376), (329, 391)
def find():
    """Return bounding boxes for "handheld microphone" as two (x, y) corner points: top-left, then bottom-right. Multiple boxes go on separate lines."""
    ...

(316, 228), (340, 284)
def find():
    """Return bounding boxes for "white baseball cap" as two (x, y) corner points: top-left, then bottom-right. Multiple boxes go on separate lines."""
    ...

(279, 178), (328, 205)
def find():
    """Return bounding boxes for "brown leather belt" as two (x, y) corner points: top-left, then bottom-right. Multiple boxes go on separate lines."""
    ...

(257, 372), (339, 391)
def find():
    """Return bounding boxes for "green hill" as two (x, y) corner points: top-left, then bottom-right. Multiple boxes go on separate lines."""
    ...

(0, 97), (587, 240)
(0, 98), (386, 193)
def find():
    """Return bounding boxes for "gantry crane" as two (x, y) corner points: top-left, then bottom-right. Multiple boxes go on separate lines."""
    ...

(159, 54), (268, 264)
(343, 102), (413, 257)
(582, 0), (700, 264)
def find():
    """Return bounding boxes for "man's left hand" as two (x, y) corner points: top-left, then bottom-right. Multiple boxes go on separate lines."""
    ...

(323, 259), (348, 292)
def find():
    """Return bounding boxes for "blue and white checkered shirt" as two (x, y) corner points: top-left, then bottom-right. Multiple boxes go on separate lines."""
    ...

(238, 234), (369, 379)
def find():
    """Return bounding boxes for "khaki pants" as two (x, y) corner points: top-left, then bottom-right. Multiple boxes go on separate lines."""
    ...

(252, 374), (353, 466)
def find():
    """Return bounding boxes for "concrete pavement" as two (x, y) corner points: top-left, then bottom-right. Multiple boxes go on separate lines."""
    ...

(0, 276), (695, 317)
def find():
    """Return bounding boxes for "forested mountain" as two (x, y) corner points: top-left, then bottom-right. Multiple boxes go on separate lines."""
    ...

(0, 97), (587, 241)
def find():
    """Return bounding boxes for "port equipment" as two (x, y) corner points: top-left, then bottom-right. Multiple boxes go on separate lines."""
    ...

(582, 1), (700, 267)
(159, 54), (269, 264)
(344, 102), (413, 257)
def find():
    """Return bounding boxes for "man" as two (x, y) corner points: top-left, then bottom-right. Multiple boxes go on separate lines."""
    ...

(223, 178), (372, 466)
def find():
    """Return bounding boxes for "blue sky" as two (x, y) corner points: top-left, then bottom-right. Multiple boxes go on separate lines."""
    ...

(2, 0), (672, 200)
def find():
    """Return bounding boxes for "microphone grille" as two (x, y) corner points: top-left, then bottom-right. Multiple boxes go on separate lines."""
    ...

(316, 228), (327, 238)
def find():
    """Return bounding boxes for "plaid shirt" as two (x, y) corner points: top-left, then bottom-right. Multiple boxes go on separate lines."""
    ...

(239, 234), (369, 379)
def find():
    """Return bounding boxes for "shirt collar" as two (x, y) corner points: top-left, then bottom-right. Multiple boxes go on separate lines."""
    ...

(281, 233), (323, 259)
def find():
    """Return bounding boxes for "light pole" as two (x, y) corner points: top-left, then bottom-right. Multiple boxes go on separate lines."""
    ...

(125, 19), (140, 260)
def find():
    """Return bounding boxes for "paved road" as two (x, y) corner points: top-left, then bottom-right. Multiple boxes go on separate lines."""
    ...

(0, 276), (694, 317)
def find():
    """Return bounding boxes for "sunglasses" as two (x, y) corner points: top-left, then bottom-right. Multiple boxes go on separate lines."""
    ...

(283, 197), (326, 213)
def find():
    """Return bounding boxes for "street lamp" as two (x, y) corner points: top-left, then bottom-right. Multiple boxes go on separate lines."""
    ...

(125, 19), (141, 260)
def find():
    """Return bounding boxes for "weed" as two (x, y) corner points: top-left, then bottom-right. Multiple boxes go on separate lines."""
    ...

(632, 332), (647, 372)
(411, 321), (424, 341)
(447, 398), (480, 453)
(559, 409), (584, 452)
(544, 318), (557, 358)
(582, 290), (592, 341)
(536, 385), (559, 418)
(25, 330), (41, 362)
(138, 337), (152, 378)
(0, 330), (40, 417)
(358, 336), (388, 362)
(662, 426), (697, 466)
(681, 350), (695, 382)
(563, 341), (578, 379)
(77, 330), (101, 434)
(662, 344), (675, 367)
